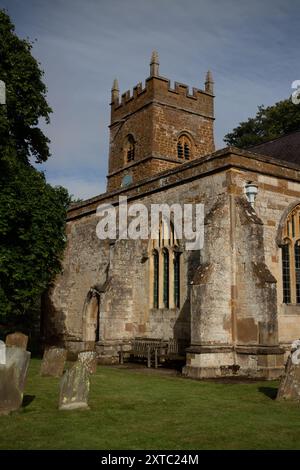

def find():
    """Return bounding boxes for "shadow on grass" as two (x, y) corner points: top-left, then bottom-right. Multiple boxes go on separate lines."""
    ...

(258, 386), (278, 400)
(22, 395), (35, 407)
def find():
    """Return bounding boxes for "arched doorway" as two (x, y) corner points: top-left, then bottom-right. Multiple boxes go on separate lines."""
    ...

(82, 288), (100, 344)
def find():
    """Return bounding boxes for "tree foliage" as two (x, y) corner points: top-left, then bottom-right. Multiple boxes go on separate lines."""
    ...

(0, 155), (70, 316)
(0, 10), (70, 318)
(0, 9), (52, 164)
(224, 98), (300, 148)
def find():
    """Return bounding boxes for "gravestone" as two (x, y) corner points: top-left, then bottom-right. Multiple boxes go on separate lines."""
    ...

(40, 347), (67, 377)
(277, 339), (300, 401)
(6, 347), (31, 391)
(59, 362), (90, 410)
(6, 332), (28, 350)
(0, 346), (31, 415)
(78, 351), (97, 374)
(0, 340), (6, 365)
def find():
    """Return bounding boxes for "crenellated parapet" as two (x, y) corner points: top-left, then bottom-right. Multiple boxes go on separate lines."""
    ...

(110, 52), (214, 125)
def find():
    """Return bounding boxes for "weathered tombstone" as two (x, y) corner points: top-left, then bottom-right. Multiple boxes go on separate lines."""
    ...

(6, 347), (31, 391)
(78, 351), (97, 374)
(40, 346), (67, 377)
(0, 365), (22, 415)
(0, 346), (31, 415)
(0, 340), (6, 365)
(5, 332), (28, 350)
(59, 362), (90, 410)
(277, 339), (300, 401)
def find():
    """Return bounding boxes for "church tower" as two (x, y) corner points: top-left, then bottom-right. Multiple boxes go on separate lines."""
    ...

(107, 52), (215, 191)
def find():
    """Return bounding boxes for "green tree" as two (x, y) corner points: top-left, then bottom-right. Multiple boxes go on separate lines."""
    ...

(0, 9), (52, 164)
(224, 98), (300, 148)
(0, 10), (70, 321)
(0, 156), (70, 317)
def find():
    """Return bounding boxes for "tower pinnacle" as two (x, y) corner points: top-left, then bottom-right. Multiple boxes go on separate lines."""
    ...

(205, 70), (214, 94)
(111, 78), (119, 102)
(150, 50), (159, 77)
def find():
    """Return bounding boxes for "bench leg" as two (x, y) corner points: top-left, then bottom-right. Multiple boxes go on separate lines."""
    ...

(154, 348), (158, 369)
(119, 345), (124, 365)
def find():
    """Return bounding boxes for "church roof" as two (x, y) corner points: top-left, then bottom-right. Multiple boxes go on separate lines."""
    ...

(248, 130), (300, 165)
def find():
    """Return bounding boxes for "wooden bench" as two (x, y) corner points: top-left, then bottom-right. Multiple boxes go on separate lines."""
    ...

(118, 338), (188, 368)
(166, 339), (189, 360)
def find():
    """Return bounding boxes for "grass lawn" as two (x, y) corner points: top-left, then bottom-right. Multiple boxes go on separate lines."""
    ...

(0, 358), (300, 450)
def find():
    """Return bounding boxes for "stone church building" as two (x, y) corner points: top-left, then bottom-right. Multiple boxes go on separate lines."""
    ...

(44, 52), (300, 379)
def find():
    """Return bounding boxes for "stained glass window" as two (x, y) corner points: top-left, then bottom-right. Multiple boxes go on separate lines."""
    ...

(281, 205), (300, 304)
(153, 250), (159, 308)
(163, 249), (169, 308)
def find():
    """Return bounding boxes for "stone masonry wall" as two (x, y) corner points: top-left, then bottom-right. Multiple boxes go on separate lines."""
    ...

(47, 170), (228, 361)
(229, 169), (300, 352)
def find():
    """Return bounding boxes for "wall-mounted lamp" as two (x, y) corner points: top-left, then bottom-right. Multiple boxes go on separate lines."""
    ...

(244, 181), (258, 207)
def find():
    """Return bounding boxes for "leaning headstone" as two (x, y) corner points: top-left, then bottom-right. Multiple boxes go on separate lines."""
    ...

(59, 362), (90, 410)
(277, 339), (300, 401)
(6, 347), (31, 391)
(40, 346), (67, 377)
(0, 365), (22, 415)
(0, 346), (31, 415)
(6, 332), (28, 350)
(78, 351), (97, 374)
(0, 340), (6, 365)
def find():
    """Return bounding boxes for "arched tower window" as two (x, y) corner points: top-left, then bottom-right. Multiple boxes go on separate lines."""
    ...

(125, 134), (135, 163)
(150, 220), (181, 309)
(177, 134), (192, 160)
(281, 205), (300, 304)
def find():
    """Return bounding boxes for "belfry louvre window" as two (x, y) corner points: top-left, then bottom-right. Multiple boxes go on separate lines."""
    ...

(150, 221), (181, 309)
(125, 135), (135, 162)
(281, 205), (300, 304)
(177, 141), (183, 158)
(177, 135), (192, 160)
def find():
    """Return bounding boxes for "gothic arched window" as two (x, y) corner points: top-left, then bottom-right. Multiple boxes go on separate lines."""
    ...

(174, 252), (180, 308)
(150, 221), (181, 309)
(281, 205), (300, 304)
(153, 249), (159, 309)
(125, 134), (135, 163)
(163, 249), (169, 308)
(177, 134), (192, 160)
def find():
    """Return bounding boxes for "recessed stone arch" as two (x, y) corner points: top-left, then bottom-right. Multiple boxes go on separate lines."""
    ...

(82, 288), (100, 346)
(276, 200), (300, 247)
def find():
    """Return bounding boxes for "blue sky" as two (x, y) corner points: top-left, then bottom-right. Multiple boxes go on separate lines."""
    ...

(1, 0), (299, 199)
